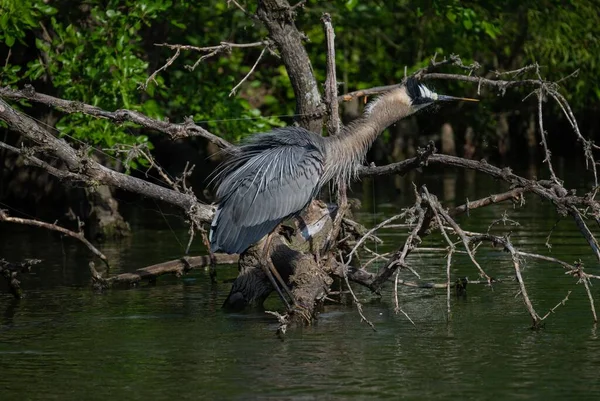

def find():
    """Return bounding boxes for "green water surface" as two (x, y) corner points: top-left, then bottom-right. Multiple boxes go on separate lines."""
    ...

(1, 165), (599, 400)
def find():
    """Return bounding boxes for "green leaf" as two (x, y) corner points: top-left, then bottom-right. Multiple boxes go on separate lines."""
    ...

(345, 0), (359, 12)
(5, 33), (15, 47)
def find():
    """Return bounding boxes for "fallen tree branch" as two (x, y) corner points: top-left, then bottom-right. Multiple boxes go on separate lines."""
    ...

(90, 253), (238, 288)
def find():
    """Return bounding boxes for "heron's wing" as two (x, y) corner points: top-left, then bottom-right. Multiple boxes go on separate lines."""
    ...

(210, 143), (324, 254)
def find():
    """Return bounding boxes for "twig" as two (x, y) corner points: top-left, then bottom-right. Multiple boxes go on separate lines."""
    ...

(549, 90), (598, 188)
(393, 270), (416, 326)
(230, 46), (269, 97)
(536, 86), (559, 183)
(450, 188), (526, 217)
(140, 47), (181, 90)
(227, 0), (249, 14)
(341, 252), (376, 331)
(427, 191), (491, 283)
(581, 276), (597, 323)
(265, 310), (288, 337)
(422, 187), (455, 320)
(487, 210), (520, 233)
(540, 291), (572, 321)
(345, 211), (407, 266)
(0, 209), (109, 267)
(470, 234), (541, 327)
(370, 193), (426, 292)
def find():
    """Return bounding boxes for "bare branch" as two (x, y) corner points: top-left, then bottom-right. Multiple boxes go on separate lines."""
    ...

(322, 13), (340, 137)
(321, 14), (347, 255)
(422, 187), (456, 320)
(339, 62), (550, 103)
(230, 46), (269, 97)
(0, 98), (215, 224)
(345, 212), (407, 266)
(90, 254), (238, 288)
(370, 193), (427, 292)
(470, 234), (541, 326)
(0, 141), (89, 183)
(341, 253), (376, 331)
(227, 0), (250, 15)
(424, 189), (491, 282)
(540, 291), (571, 321)
(0, 209), (109, 267)
(581, 275), (597, 323)
(450, 188), (526, 217)
(140, 46), (181, 90)
(536, 88), (559, 183)
(0, 86), (231, 148)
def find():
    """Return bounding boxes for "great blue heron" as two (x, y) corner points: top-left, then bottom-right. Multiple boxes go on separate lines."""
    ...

(210, 77), (477, 308)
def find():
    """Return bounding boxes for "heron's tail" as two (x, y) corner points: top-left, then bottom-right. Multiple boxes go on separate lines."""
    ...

(209, 202), (279, 255)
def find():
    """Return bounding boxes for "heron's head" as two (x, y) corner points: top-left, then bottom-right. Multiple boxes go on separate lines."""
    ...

(405, 77), (478, 111)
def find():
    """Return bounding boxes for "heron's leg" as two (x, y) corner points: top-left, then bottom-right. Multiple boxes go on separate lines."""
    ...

(261, 232), (294, 311)
(261, 233), (292, 310)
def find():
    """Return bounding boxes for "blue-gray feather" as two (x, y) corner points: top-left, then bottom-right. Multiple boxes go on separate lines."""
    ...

(210, 127), (326, 254)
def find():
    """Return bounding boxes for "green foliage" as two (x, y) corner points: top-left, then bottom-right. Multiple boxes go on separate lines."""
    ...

(0, 0), (287, 162)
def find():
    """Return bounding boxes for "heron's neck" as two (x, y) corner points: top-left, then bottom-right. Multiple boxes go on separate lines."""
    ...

(323, 88), (415, 185)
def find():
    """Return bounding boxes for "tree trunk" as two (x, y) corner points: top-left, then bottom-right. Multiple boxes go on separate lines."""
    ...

(256, 0), (323, 133)
(84, 185), (130, 240)
(441, 123), (456, 156)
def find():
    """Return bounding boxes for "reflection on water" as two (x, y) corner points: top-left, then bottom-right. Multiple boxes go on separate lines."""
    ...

(1, 164), (600, 400)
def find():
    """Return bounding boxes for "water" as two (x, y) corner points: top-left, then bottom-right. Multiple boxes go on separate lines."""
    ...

(1, 164), (600, 400)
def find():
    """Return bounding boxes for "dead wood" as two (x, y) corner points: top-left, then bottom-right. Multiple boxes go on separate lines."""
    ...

(0, 209), (109, 267)
(0, 98), (214, 225)
(90, 254), (238, 289)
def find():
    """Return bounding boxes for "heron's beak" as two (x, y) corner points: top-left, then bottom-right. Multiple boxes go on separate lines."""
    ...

(437, 95), (479, 102)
